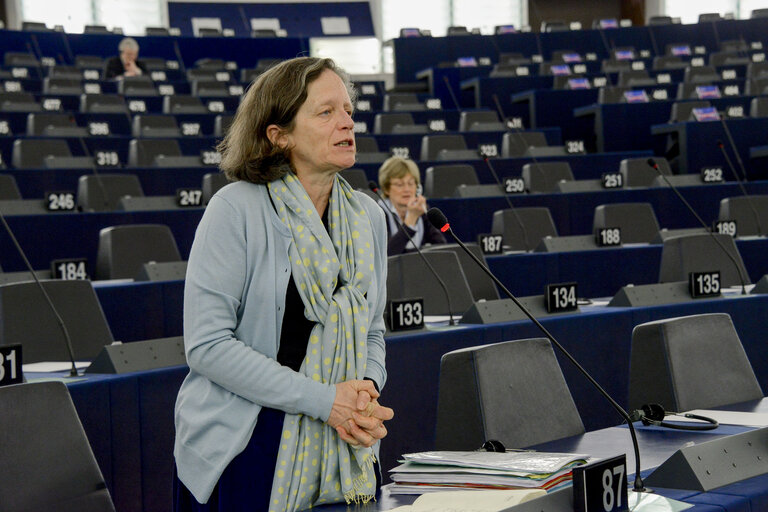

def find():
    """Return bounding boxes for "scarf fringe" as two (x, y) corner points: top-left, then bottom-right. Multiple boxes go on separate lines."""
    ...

(342, 453), (377, 505)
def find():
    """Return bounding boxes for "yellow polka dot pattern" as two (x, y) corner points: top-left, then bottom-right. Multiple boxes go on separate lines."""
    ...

(267, 174), (377, 511)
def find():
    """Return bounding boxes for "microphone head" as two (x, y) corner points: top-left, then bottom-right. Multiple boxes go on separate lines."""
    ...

(367, 181), (380, 194)
(646, 158), (657, 169)
(716, 139), (724, 148)
(427, 207), (449, 232)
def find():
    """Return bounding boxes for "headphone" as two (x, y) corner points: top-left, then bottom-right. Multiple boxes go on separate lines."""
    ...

(630, 403), (719, 431)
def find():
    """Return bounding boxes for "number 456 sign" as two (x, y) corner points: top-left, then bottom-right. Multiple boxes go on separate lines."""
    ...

(573, 455), (629, 512)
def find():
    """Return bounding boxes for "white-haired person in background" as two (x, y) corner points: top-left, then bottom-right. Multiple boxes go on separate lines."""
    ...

(104, 37), (147, 79)
(377, 156), (446, 255)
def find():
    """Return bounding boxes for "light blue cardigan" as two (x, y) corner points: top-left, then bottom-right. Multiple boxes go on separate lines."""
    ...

(174, 180), (388, 503)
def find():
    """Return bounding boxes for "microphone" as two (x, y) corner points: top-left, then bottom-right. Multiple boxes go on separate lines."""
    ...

(426, 207), (649, 493)
(0, 208), (80, 377)
(367, 181), (457, 325)
(716, 139), (764, 236)
(718, 116), (750, 183)
(647, 158), (748, 294)
(442, 76), (461, 111)
(438, 80), (532, 250)
(76, 137), (110, 210)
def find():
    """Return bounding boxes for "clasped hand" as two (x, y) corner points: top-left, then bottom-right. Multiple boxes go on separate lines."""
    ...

(328, 380), (394, 448)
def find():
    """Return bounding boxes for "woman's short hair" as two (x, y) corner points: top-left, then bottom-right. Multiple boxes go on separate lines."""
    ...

(118, 37), (139, 53)
(218, 57), (355, 184)
(378, 156), (421, 198)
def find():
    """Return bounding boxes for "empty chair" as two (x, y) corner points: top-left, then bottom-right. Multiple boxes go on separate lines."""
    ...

(118, 75), (157, 96)
(373, 113), (428, 134)
(698, 12), (722, 22)
(522, 161), (574, 193)
(48, 65), (85, 79)
(386, 251), (474, 316)
(145, 27), (170, 36)
(339, 168), (368, 190)
(192, 80), (230, 97)
(12, 139), (93, 169)
(435, 338), (585, 450)
(658, 233), (750, 288)
(163, 95), (208, 114)
(198, 28), (222, 37)
(592, 203), (661, 243)
(26, 113), (87, 137)
(420, 134), (478, 161)
(628, 313), (763, 412)
(132, 115), (181, 137)
(652, 55), (688, 70)
(95, 224), (182, 280)
(447, 25), (471, 36)
(214, 114), (234, 137)
(75, 55), (105, 70)
(617, 70), (655, 87)
(0, 381), (116, 511)
(240, 68), (261, 83)
(752, 8), (768, 18)
(601, 59), (631, 73)
(0, 174), (21, 199)
(424, 164), (479, 198)
(43, 77), (84, 95)
(459, 110), (504, 131)
(491, 207), (558, 251)
(0, 280), (114, 362)
(202, 172), (229, 205)
(21, 21), (49, 31)
(354, 137), (389, 164)
(0, 92), (41, 112)
(709, 51), (749, 67)
(383, 93), (424, 111)
(747, 61), (768, 79)
(669, 100), (712, 122)
(77, 174), (144, 212)
(128, 138), (200, 167)
(684, 66), (720, 84)
(84, 24), (110, 34)
(187, 68), (228, 83)
(80, 93), (127, 113)
(498, 52), (530, 65)
(649, 15), (674, 25)
(4, 51), (39, 67)
(718, 195), (768, 237)
(140, 57), (169, 71)
(541, 20), (568, 32)
(747, 77), (768, 95)
(501, 131), (558, 158)
(195, 58), (226, 70)
(422, 243), (499, 301)
(620, 157), (672, 187)
(750, 97), (768, 118)
(251, 29), (277, 37)
(677, 82), (724, 100)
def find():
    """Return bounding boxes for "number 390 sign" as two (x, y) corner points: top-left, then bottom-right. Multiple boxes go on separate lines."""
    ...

(573, 455), (629, 512)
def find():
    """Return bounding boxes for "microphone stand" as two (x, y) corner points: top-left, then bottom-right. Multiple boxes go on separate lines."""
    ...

(368, 182), (457, 325)
(647, 158), (748, 295)
(427, 206), (648, 494)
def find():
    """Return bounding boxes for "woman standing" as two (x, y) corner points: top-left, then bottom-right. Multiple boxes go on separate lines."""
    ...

(174, 57), (393, 512)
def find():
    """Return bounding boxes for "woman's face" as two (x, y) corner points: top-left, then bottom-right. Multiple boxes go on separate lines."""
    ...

(386, 173), (418, 209)
(281, 69), (356, 176)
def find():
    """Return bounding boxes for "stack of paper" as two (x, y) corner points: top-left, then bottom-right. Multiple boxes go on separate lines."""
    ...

(389, 451), (587, 495)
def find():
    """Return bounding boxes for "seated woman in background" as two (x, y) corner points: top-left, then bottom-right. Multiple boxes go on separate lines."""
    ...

(377, 156), (446, 255)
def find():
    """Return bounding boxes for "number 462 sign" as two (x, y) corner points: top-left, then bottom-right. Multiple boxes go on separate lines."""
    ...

(573, 454), (629, 512)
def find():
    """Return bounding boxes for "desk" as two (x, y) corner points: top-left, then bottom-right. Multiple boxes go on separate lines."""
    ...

(32, 292), (768, 512)
(652, 117), (768, 179)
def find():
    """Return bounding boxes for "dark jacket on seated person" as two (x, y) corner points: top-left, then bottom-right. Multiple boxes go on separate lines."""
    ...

(384, 208), (446, 256)
(104, 56), (148, 79)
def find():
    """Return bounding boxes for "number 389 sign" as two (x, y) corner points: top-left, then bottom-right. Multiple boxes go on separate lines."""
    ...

(573, 454), (629, 512)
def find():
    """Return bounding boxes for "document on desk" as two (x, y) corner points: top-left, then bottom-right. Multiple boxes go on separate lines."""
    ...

(668, 410), (768, 427)
(384, 489), (546, 512)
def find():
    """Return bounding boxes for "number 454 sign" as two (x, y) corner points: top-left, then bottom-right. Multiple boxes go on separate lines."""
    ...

(573, 455), (629, 512)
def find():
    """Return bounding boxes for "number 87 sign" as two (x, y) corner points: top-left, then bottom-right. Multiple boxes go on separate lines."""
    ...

(573, 454), (629, 512)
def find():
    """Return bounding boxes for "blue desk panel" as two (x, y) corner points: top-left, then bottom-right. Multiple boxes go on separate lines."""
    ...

(39, 292), (768, 512)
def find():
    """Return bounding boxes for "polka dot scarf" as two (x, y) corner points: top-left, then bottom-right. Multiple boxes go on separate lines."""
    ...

(267, 173), (377, 511)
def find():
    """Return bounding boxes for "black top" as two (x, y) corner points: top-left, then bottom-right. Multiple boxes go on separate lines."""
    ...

(386, 212), (447, 256)
(103, 56), (148, 79)
(276, 204), (378, 392)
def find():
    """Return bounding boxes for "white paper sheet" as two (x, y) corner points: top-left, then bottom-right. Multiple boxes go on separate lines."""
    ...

(23, 361), (89, 373)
